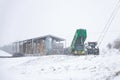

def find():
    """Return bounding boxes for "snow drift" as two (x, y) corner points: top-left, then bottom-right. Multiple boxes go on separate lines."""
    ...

(0, 49), (120, 80)
(0, 50), (12, 56)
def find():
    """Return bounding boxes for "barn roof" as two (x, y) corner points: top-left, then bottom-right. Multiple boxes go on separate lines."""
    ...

(33, 35), (65, 41)
(15, 35), (65, 43)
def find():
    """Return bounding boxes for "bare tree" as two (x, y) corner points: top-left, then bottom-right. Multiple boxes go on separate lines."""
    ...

(107, 43), (112, 49)
(113, 38), (120, 51)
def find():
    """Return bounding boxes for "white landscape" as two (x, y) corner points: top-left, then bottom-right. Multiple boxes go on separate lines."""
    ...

(1, 0), (120, 80)
(0, 49), (120, 80)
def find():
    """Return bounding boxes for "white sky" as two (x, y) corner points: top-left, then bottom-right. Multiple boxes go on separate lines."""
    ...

(0, 0), (120, 47)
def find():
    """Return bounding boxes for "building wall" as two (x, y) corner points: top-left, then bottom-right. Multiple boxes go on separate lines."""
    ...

(51, 41), (64, 54)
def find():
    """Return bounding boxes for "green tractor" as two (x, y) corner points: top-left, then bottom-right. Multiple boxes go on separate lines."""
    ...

(86, 42), (99, 55)
(71, 29), (99, 55)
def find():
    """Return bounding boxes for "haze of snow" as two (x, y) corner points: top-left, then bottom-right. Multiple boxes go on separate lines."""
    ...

(0, 0), (120, 47)
(0, 49), (120, 80)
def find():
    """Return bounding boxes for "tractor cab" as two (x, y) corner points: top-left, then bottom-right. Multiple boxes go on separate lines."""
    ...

(86, 42), (99, 55)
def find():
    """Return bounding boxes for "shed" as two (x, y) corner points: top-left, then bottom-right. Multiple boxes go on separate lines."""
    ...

(12, 35), (65, 56)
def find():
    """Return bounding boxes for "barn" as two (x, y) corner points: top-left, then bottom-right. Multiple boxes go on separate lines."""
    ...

(12, 35), (65, 56)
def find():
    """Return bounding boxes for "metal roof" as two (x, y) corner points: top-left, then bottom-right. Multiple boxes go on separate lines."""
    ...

(33, 35), (65, 41)
(15, 35), (65, 43)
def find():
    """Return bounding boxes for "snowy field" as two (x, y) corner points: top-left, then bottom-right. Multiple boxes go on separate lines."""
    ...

(0, 49), (120, 80)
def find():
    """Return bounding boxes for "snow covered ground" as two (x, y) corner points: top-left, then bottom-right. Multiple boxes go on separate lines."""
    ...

(0, 50), (12, 57)
(0, 49), (120, 80)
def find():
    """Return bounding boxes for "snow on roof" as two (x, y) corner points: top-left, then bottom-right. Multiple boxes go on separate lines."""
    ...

(0, 50), (12, 56)
(14, 35), (65, 43)
(33, 35), (65, 41)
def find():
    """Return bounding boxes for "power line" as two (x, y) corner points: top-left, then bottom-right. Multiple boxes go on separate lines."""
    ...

(97, 0), (120, 47)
